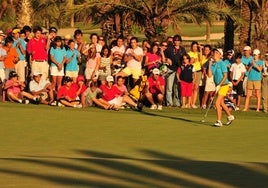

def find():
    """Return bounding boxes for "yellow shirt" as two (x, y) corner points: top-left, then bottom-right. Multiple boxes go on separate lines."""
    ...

(188, 51), (201, 71)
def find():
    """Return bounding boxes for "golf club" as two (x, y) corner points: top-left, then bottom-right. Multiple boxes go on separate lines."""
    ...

(200, 90), (217, 123)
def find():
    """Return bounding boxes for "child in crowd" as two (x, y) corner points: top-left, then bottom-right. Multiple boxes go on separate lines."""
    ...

(4, 71), (41, 104)
(65, 39), (81, 82)
(99, 45), (112, 84)
(224, 82), (238, 111)
(0, 39), (7, 83)
(29, 72), (55, 105)
(82, 81), (113, 109)
(84, 44), (100, 82)
(243, 49), (263, 112)
(100, 76), (138, 110)
(177, 54), (196, 108)
(230, 52), (246, 110)
(49, 36), (66, 91)
(57, 76), (82, 108)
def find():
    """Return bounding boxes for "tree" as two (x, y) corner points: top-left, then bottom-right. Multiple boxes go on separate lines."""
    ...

(70, 0), (234, 42)
(251, 0), (268, 55)
(16, 0), (33, 27)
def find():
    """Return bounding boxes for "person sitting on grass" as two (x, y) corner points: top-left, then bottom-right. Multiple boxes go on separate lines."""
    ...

(224, 82), (238, 112)
(100, 75), (138, 110)
(57, 76), (82, 108)
(144, 68), (165, 110)
(29, 72), (55, 105)
(4, 71), (41, 104)
(82, 81), (113, 109)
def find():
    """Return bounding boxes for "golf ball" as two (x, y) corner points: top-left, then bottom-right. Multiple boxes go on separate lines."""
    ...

(201, 120), (205, 122)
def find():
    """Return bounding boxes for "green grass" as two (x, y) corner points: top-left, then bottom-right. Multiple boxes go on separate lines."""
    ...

(0, 102), (267, 187)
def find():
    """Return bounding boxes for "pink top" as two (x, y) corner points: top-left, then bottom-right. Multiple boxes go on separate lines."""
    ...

(116, 84), (128, 95)
(27, 37), (48, 61)
(86, 53), (100, 69)
(6, 80), (21, 95)
(146, 52), (161, 70)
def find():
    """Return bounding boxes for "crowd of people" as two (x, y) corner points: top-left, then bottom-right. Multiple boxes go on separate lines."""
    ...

(0, 25), (267, 126)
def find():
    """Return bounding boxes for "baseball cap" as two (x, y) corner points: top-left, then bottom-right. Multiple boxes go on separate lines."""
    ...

(228, 82), (233, 87)
(49, 27), (57, 33)
(227, 49), (234, 56)
(12, 28), (20, 34)
(77, 75), (85, 82)
(106, 75), (114, 82)
(33, 71), (42, 76)
(243, 46), (251, 51)
(152, 68), (160, 75)
(213, 48), (223, 56)
(253, 49), (260, 55)
(265, 52), (268, 56)
(9, 71), (18, 78)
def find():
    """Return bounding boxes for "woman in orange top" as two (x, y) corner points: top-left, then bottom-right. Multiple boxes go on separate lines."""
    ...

(3, 36), (19, 80)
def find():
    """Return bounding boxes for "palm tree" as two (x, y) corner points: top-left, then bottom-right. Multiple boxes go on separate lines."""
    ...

(70, 0), (234, 42)
(16, 0), (33, 27)
(251, 0), (268, 54)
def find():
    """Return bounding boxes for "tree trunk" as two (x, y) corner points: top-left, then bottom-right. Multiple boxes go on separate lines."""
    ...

(239, 0), (252, 51)
(206, 21), (211, 43)
(224, 16), (235, 51)
(114, 13), (121, 35)
(223, 0), (235, 51)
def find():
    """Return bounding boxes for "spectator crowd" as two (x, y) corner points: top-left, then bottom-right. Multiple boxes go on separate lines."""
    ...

(0, 25), (267, 125)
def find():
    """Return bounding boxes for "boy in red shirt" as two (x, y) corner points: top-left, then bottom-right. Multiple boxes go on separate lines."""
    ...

(57, 76), (82, 108)
(145, 68), (165, 110)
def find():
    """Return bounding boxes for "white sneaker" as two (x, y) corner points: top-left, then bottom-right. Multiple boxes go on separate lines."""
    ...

(235, 107), (240, 111)
(214, 120), (223, 127)
(150, 104), (157, 110)
(192, 104), (198, 109)
(58, 102), (65, 107)
(226, 115), (235, 125)
(74, 104), (82, 108)
(157, 105), (163, 110)
(201, 105), (207, 109)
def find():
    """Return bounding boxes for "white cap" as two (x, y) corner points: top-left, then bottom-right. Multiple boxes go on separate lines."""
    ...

(214, 48), (223, 57)
(152, 68), (160, 75)
(33, 71), (42, 76)
(228, 82), (233, 87)
(106, 75), (114, 82)
(253, 49), (260, 55)
(243, 46), (251, 51)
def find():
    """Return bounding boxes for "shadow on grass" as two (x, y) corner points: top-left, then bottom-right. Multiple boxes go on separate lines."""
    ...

(0, 149), (267, 187)
(138, 109), (212, 126)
